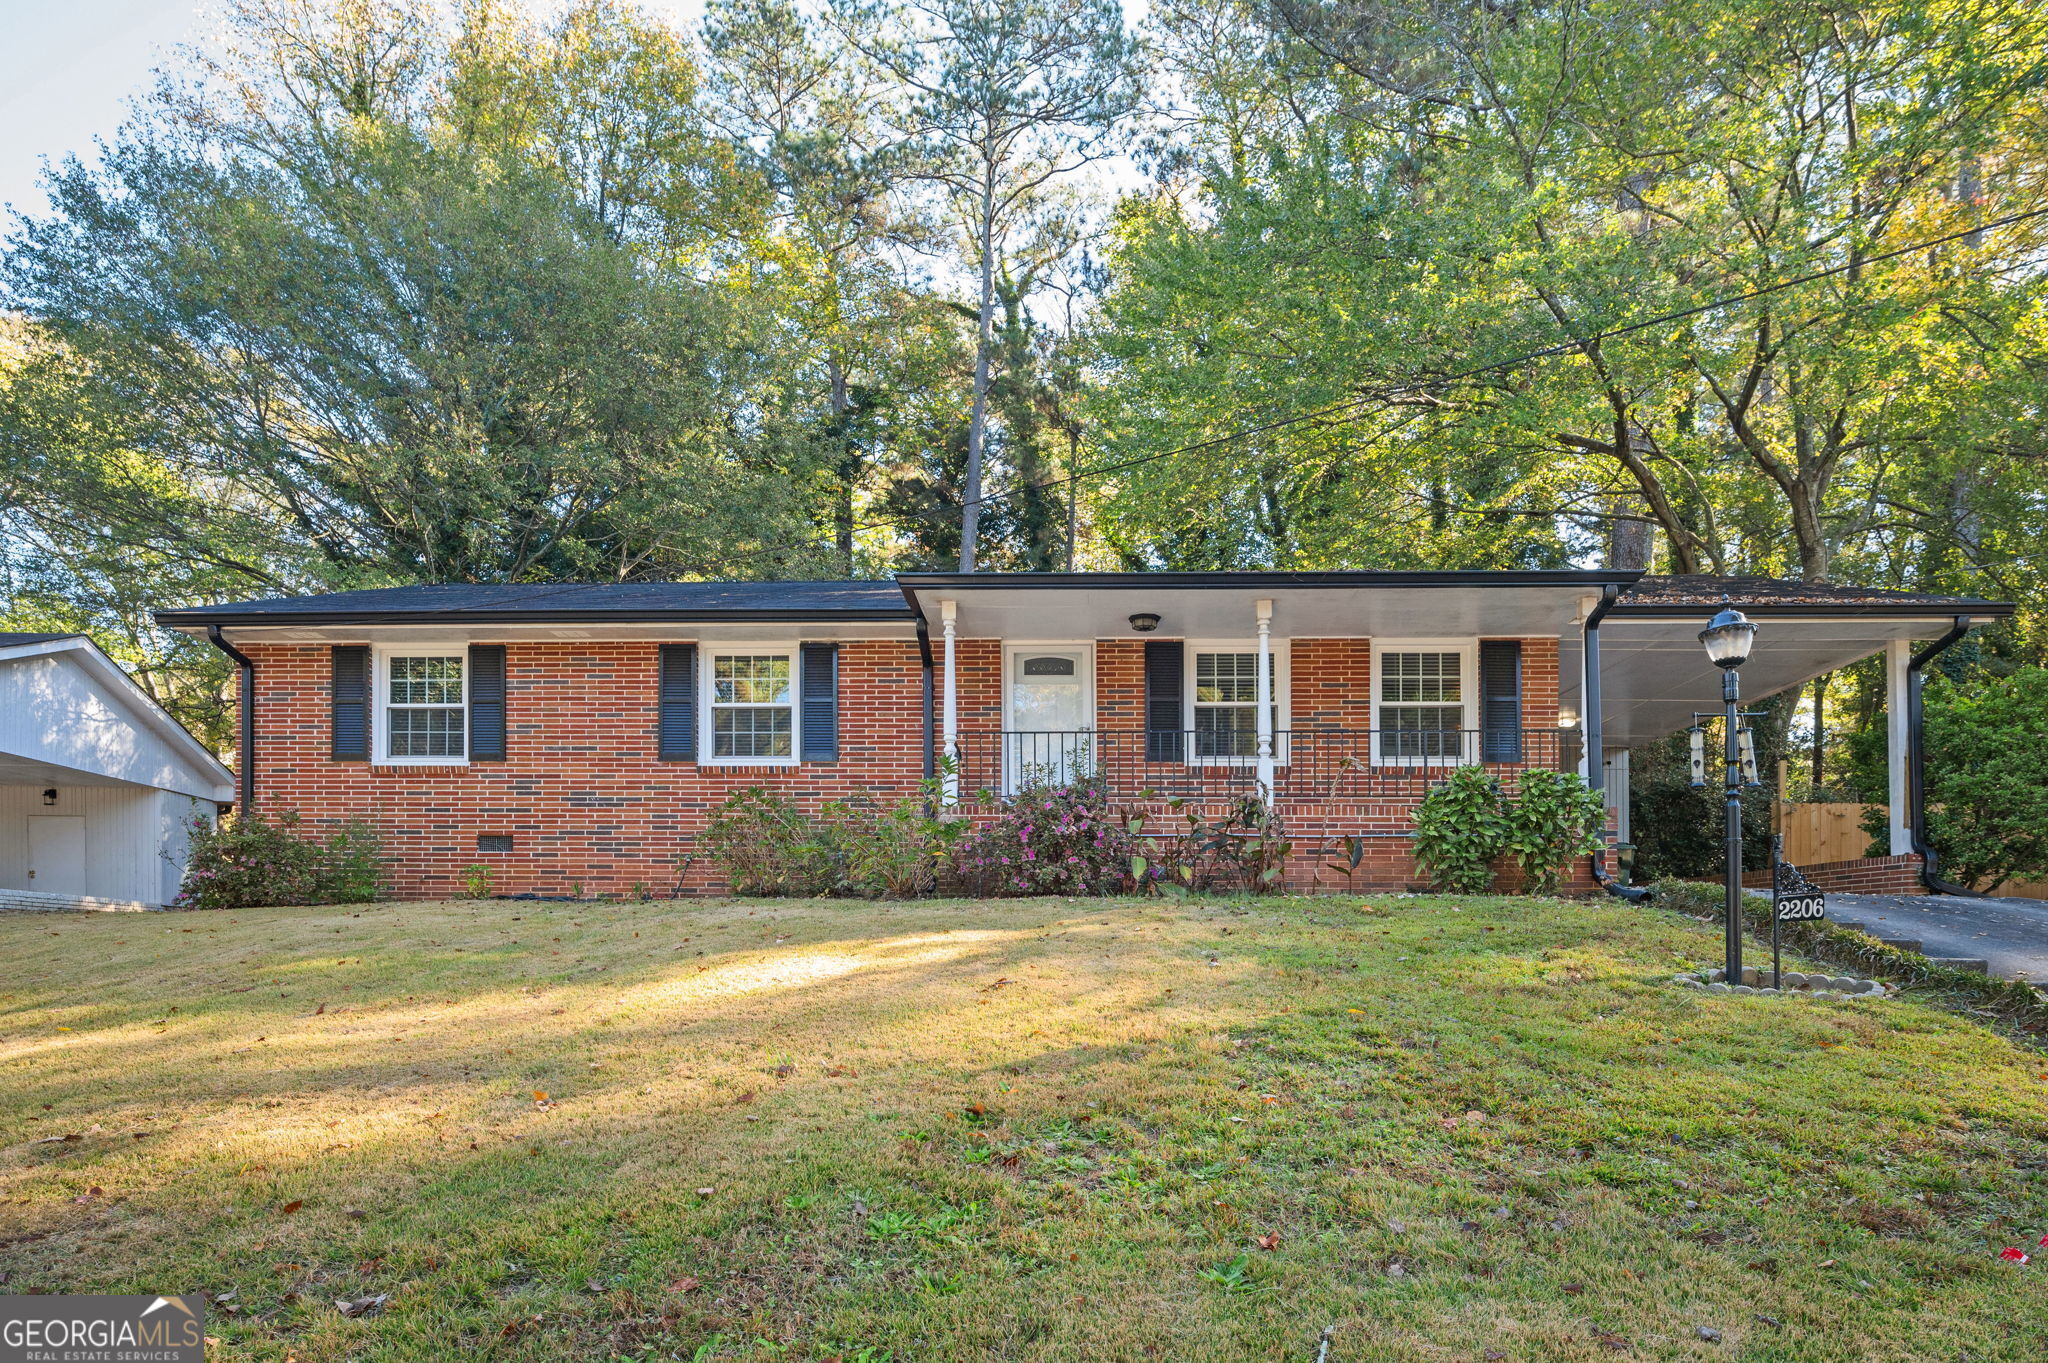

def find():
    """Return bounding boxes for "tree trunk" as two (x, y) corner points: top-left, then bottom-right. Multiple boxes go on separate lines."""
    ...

(958, 188), (996, 573)
(829, 354), (855, 577)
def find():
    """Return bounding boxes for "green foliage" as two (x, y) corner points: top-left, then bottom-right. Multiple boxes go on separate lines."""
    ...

(176, 810), (383, 909)
(823, 782), (964, 898)
(464, 864), (496, 900)
(1645, 877), (1721, 919)
(1501, 769), (1608, 895)
(1410, 768), (1507, 893)
(1628, 716), (1784, 881)
(1909, 667), (2048, 890)
(1132, 795), (1293, 895)
(701, 788), (841, 896)
(1090, 0), (2048, 621)
(951, 782), (1136, 896)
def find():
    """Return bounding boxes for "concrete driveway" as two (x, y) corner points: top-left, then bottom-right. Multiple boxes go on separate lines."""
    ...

(1826, 892), (2048, 984)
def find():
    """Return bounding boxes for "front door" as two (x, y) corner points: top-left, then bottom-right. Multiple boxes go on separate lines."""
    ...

(28, 815), (88, 897)
(1005, 647), (1093, 793)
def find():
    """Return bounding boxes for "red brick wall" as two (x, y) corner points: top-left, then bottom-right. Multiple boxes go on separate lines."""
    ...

(238, 632), (1588, 900)
(1739, 853), (1925, 895)
(244, 640), (929, 899)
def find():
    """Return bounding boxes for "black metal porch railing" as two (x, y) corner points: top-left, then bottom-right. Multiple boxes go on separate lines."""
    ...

(946, 728), (1566, 804)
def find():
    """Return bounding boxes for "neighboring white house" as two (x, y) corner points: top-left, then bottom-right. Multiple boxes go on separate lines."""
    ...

(0, 633), (234, 910)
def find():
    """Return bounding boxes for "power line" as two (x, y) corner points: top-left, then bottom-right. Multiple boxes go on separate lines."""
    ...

(688, 204), (2048, 576)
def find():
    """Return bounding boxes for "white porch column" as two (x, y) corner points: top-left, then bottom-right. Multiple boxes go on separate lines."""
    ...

(1886, 637), (1912, 854)
(941, 600), (959, 805)
(1255, 599), (1275, 805)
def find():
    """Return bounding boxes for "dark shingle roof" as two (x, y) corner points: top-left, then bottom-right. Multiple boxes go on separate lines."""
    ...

(1617, 575), (2013, 615)
(155, 581), (913, 627)
(0, 631), (85, 646)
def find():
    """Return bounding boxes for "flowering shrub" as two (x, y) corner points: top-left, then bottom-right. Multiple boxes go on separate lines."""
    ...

(176, 810), (383, 909)
(950, 781), (1137, 897)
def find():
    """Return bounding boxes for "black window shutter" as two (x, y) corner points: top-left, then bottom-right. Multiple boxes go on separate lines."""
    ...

(658, 644), (698, 761)
(469, 644), (507, 761)
(331, 645), (371, 761)
(1479, 640), (1523, 763)
(801, 642), (839, 762)
(1144, 640), (1185, 762)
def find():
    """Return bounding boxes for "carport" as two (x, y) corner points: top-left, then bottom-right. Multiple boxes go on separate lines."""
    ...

(1570, 577), (2016, 892)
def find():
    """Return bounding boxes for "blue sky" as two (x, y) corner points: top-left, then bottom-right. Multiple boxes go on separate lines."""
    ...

(0, 0), (209, 218)
(0, 0), (717, 221)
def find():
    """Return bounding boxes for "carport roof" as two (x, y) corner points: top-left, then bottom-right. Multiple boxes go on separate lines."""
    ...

(1581, 576), (2013, 748)
(1610, 575), (2010, 616)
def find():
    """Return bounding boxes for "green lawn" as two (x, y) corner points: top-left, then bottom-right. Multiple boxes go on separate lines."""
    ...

(2, 893), (2046, 1361)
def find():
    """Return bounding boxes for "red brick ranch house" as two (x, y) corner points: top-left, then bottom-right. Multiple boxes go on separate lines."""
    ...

(154, 572), (2010, 899)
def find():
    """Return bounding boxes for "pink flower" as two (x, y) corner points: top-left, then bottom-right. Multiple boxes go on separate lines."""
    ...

(2000, 1248), (2030, 1263)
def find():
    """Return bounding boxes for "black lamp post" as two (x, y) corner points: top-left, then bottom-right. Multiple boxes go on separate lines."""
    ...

(1700, 605), (1759, 983)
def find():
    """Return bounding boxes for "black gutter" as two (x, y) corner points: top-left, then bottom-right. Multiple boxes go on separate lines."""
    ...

(1908, 616), (1979, 896)
(1582, 586), (1648, 902)
(157, 607), (915, 628)
(1605, 602), (2012, 621)
(898, 569), (1643, 591)
(206, 626), (255, 814)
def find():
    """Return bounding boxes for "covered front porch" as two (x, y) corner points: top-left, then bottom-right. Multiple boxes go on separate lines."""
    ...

(896, 572), (2012, 893)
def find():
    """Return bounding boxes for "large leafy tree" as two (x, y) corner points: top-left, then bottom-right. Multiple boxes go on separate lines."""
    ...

(834, 0), (1144, 570)
(3, 0), (825, 592)
(1092, 0), (2048, 592)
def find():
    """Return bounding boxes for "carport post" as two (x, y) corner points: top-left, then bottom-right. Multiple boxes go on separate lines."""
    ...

(1885, 639), (1912, 855)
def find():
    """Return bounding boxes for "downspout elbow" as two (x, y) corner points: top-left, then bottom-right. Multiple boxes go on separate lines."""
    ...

(205, 626), (255, 814)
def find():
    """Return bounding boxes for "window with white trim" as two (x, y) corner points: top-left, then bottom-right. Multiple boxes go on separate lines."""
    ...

(1376, 646), (1468, 760)
(1187, 645), (1284, 762)
(706, 650), (796, 762)
(382, 652), (466, 761)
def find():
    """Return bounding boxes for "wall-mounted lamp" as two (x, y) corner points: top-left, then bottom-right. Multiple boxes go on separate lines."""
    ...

(41, 788), (58, 806)
(1127, 612), (1161, 633)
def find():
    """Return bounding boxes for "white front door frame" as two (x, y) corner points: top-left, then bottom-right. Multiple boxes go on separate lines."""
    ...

(1002, 643), (1095, 793)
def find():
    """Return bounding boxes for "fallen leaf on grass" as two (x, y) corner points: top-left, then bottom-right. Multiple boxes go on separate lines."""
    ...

(695, 1187), (716, 1198)
(278, 1200), (303, 1215)
(1255, 1231), (1281, 1251)
(335, 1293), (388, 1318)
(33, 1134), (82, 1145)
(667, 1276), (700, 1294)
(1561, 1282), (1585, 1295)
(982, 978), (1014, 992)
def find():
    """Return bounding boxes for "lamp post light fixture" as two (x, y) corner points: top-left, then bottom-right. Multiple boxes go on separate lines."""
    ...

(1699, 604), (1758, 984)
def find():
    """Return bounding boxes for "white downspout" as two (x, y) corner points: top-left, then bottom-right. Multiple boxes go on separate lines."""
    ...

(941, 600), (959, 805)
(1886, 637), (1912, 855)
(1255, 599), (1275, 806)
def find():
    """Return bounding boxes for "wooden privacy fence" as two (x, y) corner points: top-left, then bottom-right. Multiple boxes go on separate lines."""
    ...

(1777, 801), (1879, 865)
(1775, 800), (2048, 899)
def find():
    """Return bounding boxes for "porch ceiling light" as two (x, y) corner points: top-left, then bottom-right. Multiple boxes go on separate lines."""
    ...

(1127, 612), (1161, 633)
(1698, 605), (1758, 669)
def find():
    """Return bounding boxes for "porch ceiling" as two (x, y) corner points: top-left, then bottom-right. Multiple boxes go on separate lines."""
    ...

(897, 572), (1628, 643)
(1572, 614), (1981, 749)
